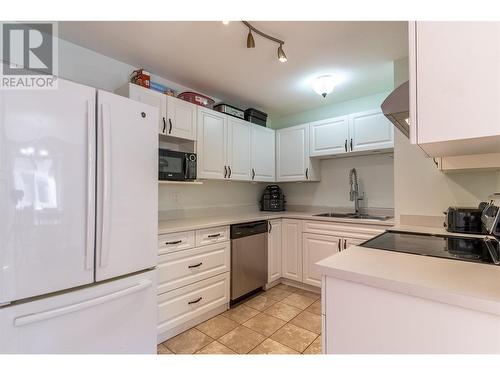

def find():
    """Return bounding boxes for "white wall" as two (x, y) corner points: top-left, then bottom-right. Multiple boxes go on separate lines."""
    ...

(281, 154), (394, 209)
(393, 57), (500, 221)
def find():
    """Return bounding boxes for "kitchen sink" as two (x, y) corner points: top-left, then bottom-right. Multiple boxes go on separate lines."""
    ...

(313, 212), (392, 221)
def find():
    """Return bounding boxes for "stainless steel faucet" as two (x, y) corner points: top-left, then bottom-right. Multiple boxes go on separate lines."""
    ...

(349, 168), (364, 214)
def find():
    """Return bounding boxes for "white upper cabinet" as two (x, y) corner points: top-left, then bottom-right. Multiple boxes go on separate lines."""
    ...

(116, 83), (196, 141)
(276, 124), (320, 182)
(251, 124), (276, 182)
(410, 21), (500, 156)
(119, 83), (166, 135)
(165, 96), (197, 140)
(349, 109), (394, 152)
(227, 117), (251, 181)
(310, 116), (349, 157)
(308, 109), (393, 158)
(196, 107), (227, 180)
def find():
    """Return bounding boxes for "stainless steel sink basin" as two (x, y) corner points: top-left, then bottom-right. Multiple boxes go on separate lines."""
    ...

(313, 212), (392, 221)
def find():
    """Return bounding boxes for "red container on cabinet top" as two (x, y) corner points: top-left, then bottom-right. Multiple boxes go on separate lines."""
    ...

(177, 92), (215, 109)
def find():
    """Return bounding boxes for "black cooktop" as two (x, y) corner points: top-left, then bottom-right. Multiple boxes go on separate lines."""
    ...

(361, 231), (500, 265)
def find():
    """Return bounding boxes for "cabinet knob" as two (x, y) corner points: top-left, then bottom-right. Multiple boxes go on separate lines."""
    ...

(344, 139), (347, 152)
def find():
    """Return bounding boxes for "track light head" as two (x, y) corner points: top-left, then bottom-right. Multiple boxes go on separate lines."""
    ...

(247, 29), (255, 48)
(277, 44), (287, 63)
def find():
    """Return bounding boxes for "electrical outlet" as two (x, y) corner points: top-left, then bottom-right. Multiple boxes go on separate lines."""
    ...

(172, 191), (180, 203)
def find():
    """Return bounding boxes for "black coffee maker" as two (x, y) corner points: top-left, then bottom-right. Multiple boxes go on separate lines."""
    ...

(260, 185), (286, 212)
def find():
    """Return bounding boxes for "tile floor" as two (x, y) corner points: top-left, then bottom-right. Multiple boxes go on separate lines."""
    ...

(157, 283), (322, 355)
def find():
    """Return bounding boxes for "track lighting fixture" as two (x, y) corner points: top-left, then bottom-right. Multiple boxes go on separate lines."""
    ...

(247, 29), (255, 48)
(242, 21), (287, 63)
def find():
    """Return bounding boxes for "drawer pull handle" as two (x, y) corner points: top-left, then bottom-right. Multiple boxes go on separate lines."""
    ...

(165, 240), (182, 245)
(188, 297), (203, 305)
(188, 262), (203, 269)
(207, 233), (221, 238)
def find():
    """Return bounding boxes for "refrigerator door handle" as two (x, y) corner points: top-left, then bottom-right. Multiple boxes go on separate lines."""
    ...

(85, 100), (95, 270)
(13, 280), (153, 327)
(100, 103), (112, 268)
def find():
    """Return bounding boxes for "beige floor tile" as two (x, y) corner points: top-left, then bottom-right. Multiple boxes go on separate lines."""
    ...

(164, 328), (213, 354)
(157, 343), (173, 354)
(262, 287), (293, 301)
(249, 338), (299, 354)
(244, 294), (278, 311)
(264, 301), (302, 322)
(295, 290), (321, 301)
(196, 341), (236, 354)
(275, 284), (303, 294)
(196, 315), (239, 339)
(303, 335), (322, 354)
(218, 326), (266, 354)
(305, 300), (321, 315)
(270, 324), (318, 353)
(243, 313), (286, 337)
(290, 311), (322, 335)
(222, 304), (260, 324)
(281, 293), (317, 310)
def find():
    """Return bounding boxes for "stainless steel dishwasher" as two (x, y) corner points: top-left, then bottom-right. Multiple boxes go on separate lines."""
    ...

(230, 220), (268, 304)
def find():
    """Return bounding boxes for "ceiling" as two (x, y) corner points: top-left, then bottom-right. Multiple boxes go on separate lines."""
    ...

(59, 21), (408, 120)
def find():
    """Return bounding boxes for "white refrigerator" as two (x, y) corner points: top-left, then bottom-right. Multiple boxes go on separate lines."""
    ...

(0, 79), (158, 353)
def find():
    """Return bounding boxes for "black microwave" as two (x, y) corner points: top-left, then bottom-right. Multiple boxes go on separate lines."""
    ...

(159, 149), (197, 181)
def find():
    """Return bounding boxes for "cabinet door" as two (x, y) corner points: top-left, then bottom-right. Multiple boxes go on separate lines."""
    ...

(303, 233), (341, 287)
(276, 124), (308, 181)
(196, 108), (227, 180)
(128, 84), (166, 135)
(413, 22), (500, 152)
(281, 219), (303, 282)
(343, 237), (365, 250)
(268, 220), (282, 283)
(227, 118), (251, 181)
(251, 125), (276, 182)
(310, 116), (349, 157)
(166, 96), (197, 140)
(348, 109), (394, 152)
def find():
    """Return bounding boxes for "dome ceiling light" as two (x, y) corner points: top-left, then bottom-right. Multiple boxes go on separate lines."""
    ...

(241, 21), (288, 63)
(313, 75), (336, 98)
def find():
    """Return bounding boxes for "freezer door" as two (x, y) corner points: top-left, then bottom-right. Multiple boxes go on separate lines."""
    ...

(0, 270), (157, 354)
(0, 79), (96, 304)
(96, 91), (158, 281)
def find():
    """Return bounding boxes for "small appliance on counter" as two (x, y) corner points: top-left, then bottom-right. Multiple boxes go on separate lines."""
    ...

(177, 91), (215, 109)
(445, 204), (488, 234)
(361, 194), (500, 266)
(260, 185), (286, 212)
(245, 108), (268, 127)
(213, 103), (245, 119)
(158, 149), (197, 181)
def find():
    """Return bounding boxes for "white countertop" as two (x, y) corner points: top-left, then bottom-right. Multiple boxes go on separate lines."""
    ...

(316, 226), (500, 316)
(158, 210), (394, 234)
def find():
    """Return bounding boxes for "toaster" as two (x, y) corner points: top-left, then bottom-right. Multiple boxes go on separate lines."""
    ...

(260, 185), (286, 212)
(445, 205), (486, 234)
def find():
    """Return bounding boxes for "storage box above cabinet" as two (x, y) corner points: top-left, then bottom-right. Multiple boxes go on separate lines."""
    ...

(309, 109), (394, 158)
(409, 22), (500, 157)
(116, 83), (196, 141)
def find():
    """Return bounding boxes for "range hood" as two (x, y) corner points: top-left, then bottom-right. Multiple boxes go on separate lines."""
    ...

(381, 81), (410, 138)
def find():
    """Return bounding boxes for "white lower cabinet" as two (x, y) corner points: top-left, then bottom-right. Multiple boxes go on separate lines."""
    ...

(303, 233), (341, 287)
(157, 242), (230, 294)
(157, 273), (230, 337)
(281, 219), (303, 282)
(156, 226), (230, 342)
(267, 219), (282, 283)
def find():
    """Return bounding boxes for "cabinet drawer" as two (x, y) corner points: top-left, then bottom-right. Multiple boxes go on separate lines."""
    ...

(158, 231), (195, 255)
(302, 220), (389, 240)
(157, 273), (230, 334)
(157, 242), (230, 294)
(195, 226), (230, 247)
